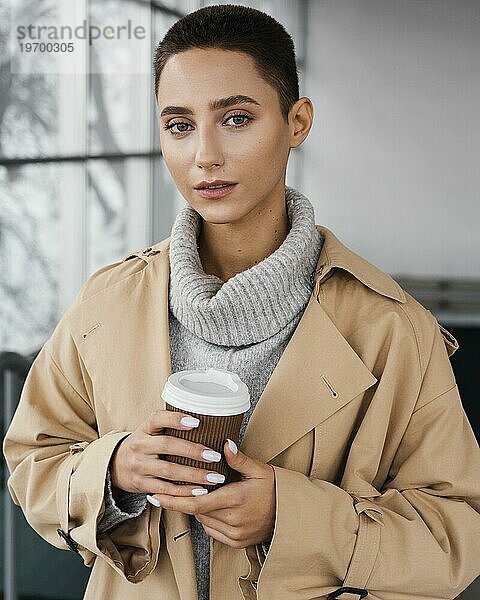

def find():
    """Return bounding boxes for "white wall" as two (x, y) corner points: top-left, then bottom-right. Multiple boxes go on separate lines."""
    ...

(302, 0), (480, 278)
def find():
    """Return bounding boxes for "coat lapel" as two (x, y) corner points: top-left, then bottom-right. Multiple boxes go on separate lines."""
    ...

(239, 291), (378, 464)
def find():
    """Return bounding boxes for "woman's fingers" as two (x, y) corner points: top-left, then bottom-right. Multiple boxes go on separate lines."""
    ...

(144, 456), (222, 487)
(141, 476), (209, 498)
(142, 409), (200, 435)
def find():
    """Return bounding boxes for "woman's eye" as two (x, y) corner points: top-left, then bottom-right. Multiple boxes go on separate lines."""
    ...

(224, 113), (252, 127)
(163, 113), (252, 136)
(163, 120), (192, 135)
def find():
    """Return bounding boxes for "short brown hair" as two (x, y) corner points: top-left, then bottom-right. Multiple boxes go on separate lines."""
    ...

(153, 4), (300, 123)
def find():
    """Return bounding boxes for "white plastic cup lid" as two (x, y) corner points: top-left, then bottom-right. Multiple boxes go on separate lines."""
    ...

(162, 367), (251, 416)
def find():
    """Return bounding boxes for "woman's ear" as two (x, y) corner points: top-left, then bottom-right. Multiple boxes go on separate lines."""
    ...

(289, 97), (314, 148)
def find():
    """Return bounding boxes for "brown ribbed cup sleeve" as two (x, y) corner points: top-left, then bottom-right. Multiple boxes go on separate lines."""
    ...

(162, 404), (245, 491)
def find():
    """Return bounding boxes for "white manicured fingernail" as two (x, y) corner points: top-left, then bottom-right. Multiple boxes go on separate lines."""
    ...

(192, 488), (209, 496)
(227, 438), (238, 454)
(147, 495), (161, 507)
(206, 473), (225, 483)
(202, 449), (221, 462)
(181, 416), (200, 427)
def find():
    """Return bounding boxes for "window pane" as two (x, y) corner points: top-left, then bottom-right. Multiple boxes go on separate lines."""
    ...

(86, 158), (129, 273)
(0, 0), (62, 159)
(86, 155), (184, 274)
(87, 0), (153, 154)
(3, 0), (93, 160)
(0, 163), (61, 353)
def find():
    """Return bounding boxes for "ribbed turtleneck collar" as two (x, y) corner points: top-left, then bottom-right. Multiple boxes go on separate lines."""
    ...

(168, 185), (324, 346)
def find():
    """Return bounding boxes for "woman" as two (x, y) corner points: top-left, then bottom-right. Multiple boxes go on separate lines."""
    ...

(3, 5), (480, 600)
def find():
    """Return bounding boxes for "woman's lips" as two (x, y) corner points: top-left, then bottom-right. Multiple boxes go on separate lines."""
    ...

(195, 183), (238, 199)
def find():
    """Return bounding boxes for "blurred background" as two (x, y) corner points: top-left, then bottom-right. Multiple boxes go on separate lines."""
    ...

(0, 0), (479, 598)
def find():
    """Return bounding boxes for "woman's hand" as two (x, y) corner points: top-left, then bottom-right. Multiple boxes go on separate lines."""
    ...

(147, 439), (276, 548)
(109, 410), (227, 497)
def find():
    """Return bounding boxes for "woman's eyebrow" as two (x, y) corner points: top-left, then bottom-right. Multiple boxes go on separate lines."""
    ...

(160, 95), (261, 117)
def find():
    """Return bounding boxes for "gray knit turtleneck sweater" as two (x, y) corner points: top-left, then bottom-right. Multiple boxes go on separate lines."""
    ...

(97, 185), (324, 600)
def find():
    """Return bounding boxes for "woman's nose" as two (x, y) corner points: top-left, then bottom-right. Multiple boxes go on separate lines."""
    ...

(195, 131), (224, 169)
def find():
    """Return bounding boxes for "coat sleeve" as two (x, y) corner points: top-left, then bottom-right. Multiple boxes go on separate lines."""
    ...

(2, 298), (162, 583)
(97, 467), (148, 534)
(252, 316), (480, 599)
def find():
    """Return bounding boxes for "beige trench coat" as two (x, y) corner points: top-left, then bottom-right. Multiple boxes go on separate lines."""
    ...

(3, 225), (480, 600)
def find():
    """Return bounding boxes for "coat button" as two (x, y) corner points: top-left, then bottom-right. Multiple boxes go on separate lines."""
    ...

(56, 528), (80, 553)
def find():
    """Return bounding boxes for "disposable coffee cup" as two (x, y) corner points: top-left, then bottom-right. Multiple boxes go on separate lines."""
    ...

(161, 367), (250, 491)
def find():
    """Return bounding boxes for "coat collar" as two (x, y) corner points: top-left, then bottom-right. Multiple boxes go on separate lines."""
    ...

(312, 225), (406, 303)
(128, 224), (406, 305)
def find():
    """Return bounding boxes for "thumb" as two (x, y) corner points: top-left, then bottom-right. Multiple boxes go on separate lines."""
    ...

(224, 438), (260, 476)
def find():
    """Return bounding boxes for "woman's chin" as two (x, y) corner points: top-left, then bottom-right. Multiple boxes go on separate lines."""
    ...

(192, 203), (247, 225)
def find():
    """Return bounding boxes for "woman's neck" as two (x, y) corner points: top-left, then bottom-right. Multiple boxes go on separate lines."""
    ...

(197, 205), (290, 282)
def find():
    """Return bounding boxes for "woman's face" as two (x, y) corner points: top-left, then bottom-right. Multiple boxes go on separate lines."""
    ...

(156, 48), (294, 225)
